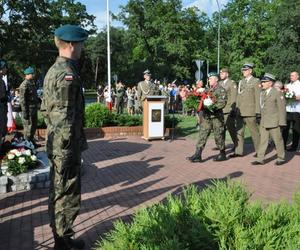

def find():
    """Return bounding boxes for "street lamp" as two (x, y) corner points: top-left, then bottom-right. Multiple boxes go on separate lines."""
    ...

(216, 0), (220, 73)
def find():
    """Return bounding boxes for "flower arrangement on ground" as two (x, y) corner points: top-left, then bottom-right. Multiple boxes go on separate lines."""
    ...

(1, 148), (38, 176)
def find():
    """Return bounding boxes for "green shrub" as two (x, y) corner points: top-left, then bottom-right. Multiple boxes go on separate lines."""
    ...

(95, 181), (300, 250)
(110, 114), (142, 126)
(15, 111), (46, 129)
(85, 103), (113, 128)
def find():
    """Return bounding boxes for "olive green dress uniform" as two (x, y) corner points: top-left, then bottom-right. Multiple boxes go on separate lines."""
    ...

(235, 76), (261, 155)
(19, 72), (39, 142)
(40, 25), (88, 244)
(196, 84), (227, 151)
(137, 79), (159, 109)
(220, 78), (238, 147)
(257, 87), (286, 163)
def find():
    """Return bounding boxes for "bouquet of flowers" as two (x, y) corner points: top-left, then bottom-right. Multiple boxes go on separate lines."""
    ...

(283, 88), (296, 104)
(201, 91), (217, 112)
(0, 148), (38, 176)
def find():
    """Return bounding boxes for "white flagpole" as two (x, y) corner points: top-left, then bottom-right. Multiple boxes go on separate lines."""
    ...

(107, 0), (112, 110)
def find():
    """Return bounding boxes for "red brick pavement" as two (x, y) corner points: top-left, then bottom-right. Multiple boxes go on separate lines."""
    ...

(0, 137), (299, 249)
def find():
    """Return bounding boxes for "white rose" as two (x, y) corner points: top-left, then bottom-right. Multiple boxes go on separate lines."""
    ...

(7, 154), (15, 160)
(24, 150), (31, 156)
(18, 157), (26, 165)
(203, 97), (213, 107)
(31, 155), (37, 161)
(10, 149), (19, 154)
(196, 88), (205, 93)
(6, 172), (12, 177)
(15, 151), (22, 157)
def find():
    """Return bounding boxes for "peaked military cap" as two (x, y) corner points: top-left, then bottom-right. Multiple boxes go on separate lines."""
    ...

(54, 24), (88, 42)
(241, 63), (254, 70)
(24, 67), (34, 75)
(143, 69), (151, 76)
(0, 59), (7, 70)
(208, 72), (218, 77)
(261, 73), (276, 82)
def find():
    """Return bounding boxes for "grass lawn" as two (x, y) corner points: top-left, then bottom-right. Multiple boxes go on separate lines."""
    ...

(175, 114), (253, 143)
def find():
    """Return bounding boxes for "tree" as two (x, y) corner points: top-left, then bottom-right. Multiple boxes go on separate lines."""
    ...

(266, 0), (300, 82)
(0, 0), (95, 86)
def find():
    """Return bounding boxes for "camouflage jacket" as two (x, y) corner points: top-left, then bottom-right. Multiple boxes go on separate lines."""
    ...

(203, 84), (227, 117)
(41, 57), (88, 156)
(19, 79), (38, 112)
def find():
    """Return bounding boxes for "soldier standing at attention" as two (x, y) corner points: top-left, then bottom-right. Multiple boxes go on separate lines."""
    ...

(115, 81), (125, 114)
(187, 72), (228, 163)
(137, 69), (159, 111)
(19, 67), (39, 147)
(219, 68), (238, 151)
(41, 25), (88, 250)
(0, 59), (9, 153)
(230, 63), (261, 158)
(252, 73), (286, 166)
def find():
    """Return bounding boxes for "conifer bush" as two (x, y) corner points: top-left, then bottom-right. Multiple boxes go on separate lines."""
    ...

(95, 181), (300, 250)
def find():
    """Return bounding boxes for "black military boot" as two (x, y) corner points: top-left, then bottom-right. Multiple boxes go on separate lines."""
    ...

(54, 235), (69, 250)
(186, 148), (202, 162)
(213, 150), (227, 161)
(64, 236), (85, 250)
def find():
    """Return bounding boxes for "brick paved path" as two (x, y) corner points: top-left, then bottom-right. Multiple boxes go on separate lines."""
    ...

(0, 137), (299, 249)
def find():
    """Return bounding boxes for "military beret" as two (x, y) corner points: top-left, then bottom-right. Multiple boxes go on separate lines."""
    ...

(54, 24), (88, 42)
(24, 67), (34, 75)
(0, 59), (7, 70)
(208, 72), (218, 77)
(241, 63), (254, 70)
(261, 73), (276, 82)
(143, 69), (151, 75)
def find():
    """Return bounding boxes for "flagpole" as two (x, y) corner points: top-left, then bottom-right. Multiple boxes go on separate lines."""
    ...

(107, 0), (112, 110)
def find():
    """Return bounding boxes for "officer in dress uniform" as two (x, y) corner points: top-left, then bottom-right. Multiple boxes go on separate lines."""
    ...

(219, 68), (238, 151)
(230, 63), (261, 157)
(187, 72), (228, 163)
(0, 59), (9, 153)
(19, 67), (39, 147)
(41, 24), (88, 250)
(252, 73), (286, 166)
(137, 70), (160, 111)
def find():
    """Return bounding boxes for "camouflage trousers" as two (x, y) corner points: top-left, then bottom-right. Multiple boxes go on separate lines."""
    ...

(48, 146), (81, 238)
(22, 107), (37, 141)
(196, 115), (225, 150)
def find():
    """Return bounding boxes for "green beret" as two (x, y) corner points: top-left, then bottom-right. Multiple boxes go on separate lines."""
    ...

(54, 24), (88, 42)
(208, 72), (218, 77)
(0, 59), (7, 70)
(24, 67), (34, 75)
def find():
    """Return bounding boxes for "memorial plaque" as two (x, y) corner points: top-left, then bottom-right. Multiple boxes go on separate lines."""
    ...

(151, 109), (161, 122)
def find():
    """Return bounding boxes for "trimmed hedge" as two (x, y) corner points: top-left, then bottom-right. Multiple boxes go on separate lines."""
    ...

(95, 181), (300, 250)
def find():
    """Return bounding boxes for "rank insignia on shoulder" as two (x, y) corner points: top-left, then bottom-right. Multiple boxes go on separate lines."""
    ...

(65, 74), (74, 81)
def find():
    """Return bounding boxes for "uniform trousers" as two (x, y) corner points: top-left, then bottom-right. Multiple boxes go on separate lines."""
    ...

(224, 113), (237, 147)
(22, 106), (37, 141)
(48, 145), (81, 238)
(196, 114), (225, 150)
(235, 116), (260, 155)
(257, 126), (285, 162)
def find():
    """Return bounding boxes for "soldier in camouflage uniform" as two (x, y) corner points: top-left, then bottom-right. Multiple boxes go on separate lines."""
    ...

(187, 72), (228, 163)
(137, 69), (160, 111)
(115, 81), (125, 114)
(0, 59), (9, 153)
(19, 67), (39, 146)
(41, 25), (88, 250)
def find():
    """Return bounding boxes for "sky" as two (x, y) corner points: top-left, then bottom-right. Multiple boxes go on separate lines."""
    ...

(79, 0), (229, 31)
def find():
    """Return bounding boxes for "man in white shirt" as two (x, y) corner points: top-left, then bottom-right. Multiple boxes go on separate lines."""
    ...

(282, 71), (300, 151)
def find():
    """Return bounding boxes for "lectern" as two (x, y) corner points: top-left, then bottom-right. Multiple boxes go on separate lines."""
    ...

(142, 96), (167, 140)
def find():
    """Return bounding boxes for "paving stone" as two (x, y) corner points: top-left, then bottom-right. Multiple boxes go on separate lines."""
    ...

(0, 176), (8, 185)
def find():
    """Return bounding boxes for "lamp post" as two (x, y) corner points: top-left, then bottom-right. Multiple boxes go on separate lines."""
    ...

(216, 0), (220, 73)
(106, 0), (112, 110)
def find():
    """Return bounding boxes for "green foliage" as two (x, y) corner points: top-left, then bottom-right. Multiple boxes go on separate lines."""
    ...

(184, 95), (199, 113)
(84, 103), (113, 128)
(110, 114), (142, 127)
(14, 112), (46, 129)
(95, 181), (300, 250)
